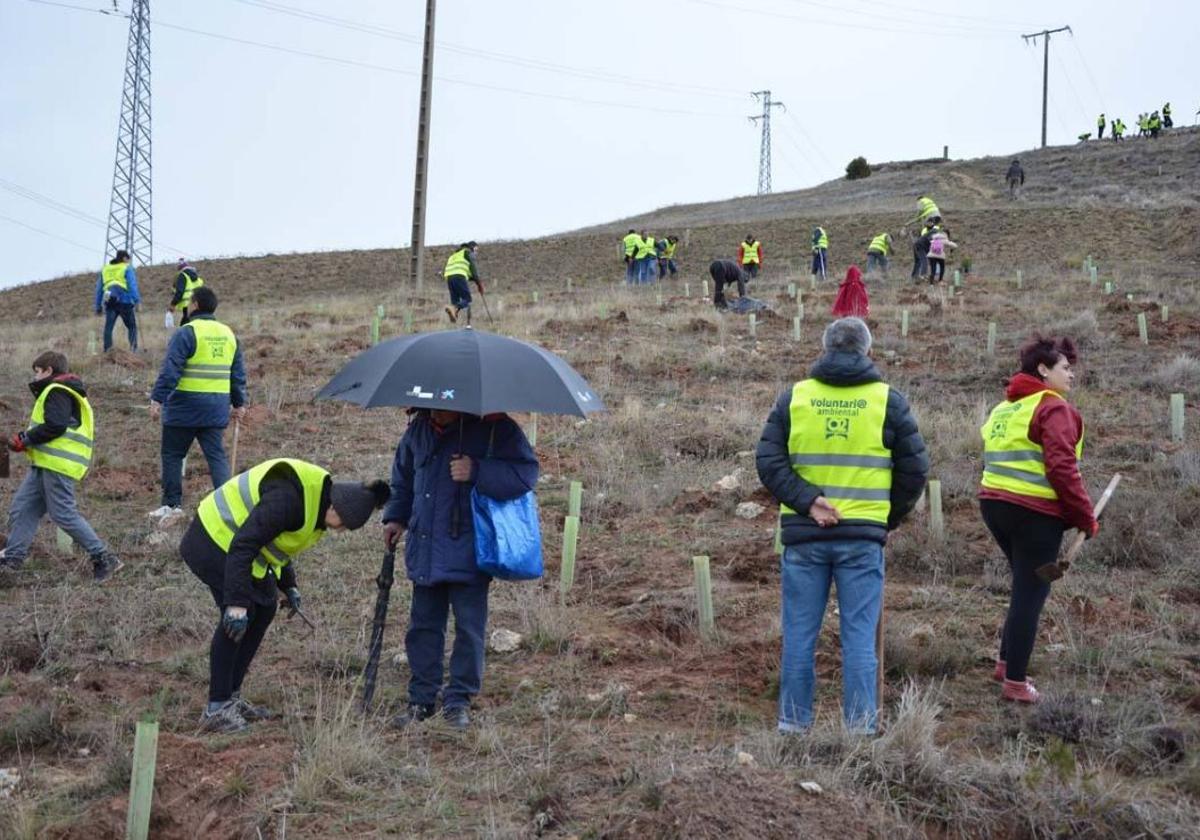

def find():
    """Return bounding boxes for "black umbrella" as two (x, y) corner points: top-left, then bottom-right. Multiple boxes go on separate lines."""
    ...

(320, 328), (605, 713)
(315, 328), (605, 417)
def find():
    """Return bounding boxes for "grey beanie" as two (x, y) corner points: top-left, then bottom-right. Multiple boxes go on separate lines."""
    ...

(329, 479), (389, 530)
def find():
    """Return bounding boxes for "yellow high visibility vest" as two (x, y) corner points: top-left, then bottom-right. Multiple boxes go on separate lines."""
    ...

(635, 236), (656, 259)
(197, 458), (330, 580)
(742, 240), (761, 264)
(175, 270), (205, 312)
(26, 383), (94, 481)
(783, 379), (892, 525)
(917, 197), (940, 221)
(101, 262), (129, 293)
(980, 390), (1084, 501)
(177, 319), (237, 394)
(868, 233), (890, 254)
(622, 233), (640, 257)
(444, 247), (471, 279)
(812, 229), (828, 252)
(663, 241), (677, 259)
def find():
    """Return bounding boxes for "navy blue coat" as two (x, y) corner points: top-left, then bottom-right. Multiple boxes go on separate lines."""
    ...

(150, 313), (247, 428)
(383, 412), (539, 586)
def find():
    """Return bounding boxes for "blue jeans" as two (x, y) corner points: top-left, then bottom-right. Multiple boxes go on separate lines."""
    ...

(161, 424), (230, 507)
(103, 301), (138, 351)
(406, 580), (491, 709)
(625, 258), (637, 284)
(865, 252), (888, 275)
(659, 259), (677, 278)
(4, 466), (107, 561)
(779, 540), (883, 733)
(638, 256), (657, 284)
(810, 250), (828, 278)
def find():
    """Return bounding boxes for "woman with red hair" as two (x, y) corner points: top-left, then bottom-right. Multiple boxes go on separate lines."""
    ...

(979, 335), (1097, 704)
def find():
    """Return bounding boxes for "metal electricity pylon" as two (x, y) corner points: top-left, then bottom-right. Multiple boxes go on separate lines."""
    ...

(748, 90), (785, 195)
(104, 0), (152, 266)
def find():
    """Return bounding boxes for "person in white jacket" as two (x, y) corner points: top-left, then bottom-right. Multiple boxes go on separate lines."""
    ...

(926, 229), (957, 284)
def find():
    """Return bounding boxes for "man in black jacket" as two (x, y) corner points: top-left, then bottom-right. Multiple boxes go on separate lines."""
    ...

(179, 459), (387, 732)
(709, 259), (747, 310)
(756, 317), (927, 734)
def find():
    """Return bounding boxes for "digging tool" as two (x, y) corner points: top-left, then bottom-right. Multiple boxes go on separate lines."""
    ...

(0, 441), (8, 479)
(229, 418), (241, 475)
(1035, 473), (1121, 583)
(292, 605), (318, 631)
(476, 283), (495, 327)
(360, 548), (397, 713)
(876, 580), (886, 722)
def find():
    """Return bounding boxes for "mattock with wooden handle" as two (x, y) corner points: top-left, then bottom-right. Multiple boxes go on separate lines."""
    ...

(1035, 473), (1121, 583)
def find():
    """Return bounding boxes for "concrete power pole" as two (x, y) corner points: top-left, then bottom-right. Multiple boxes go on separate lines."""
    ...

(748, 90), (785, 195)
(408, 0), (437, 290)
(1021, 25), (1071, 149)
(104, 0), (152, 267)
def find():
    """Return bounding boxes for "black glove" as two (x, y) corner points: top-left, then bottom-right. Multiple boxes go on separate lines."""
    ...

(222, 607), (249, 643)
(282, 587), (302, 618)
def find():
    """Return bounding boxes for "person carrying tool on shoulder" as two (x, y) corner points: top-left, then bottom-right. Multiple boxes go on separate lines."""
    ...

(444, 242), (484, 324)
(149, 286), (247, 520)
(181, 458), (388, 732)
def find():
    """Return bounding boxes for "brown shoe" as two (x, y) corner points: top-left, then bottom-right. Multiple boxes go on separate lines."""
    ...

(444, 306), (457, 323)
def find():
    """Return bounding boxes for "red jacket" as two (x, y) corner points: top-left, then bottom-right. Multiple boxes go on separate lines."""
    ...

(978, 373), (1097, 533)
(737, 242), (763, 265)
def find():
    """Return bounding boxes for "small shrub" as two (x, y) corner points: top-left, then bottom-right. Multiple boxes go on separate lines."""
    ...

(0, 704), (60, 750)
(845, 156), (871, 180)
(1148, 354), (1200, 394)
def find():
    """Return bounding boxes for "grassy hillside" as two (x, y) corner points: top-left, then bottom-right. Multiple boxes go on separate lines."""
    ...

(0, 132), (1198, 838)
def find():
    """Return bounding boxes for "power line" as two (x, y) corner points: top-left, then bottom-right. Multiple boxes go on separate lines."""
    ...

(776, 0), (1028, 35)
(232, 0), (748, 101)
(1068, 35), (1106, 114)
(837, 0), (1042, 29)
(785, 111), (835, 174)
(22, 0), (743, 119)
(685, 0), (1018, 38)
(0, 211), (97, 253)
(1052, 46), (1091, 130)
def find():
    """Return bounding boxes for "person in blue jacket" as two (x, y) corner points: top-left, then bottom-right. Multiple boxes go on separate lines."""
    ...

(94, 249), (141, 351)
(148, 286), (247, 519)
(382, 408), (539, 730)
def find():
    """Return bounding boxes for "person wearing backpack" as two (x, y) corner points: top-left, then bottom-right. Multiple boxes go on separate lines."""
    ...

(926, 228), (957, 284)
(383, 409), (539, 730)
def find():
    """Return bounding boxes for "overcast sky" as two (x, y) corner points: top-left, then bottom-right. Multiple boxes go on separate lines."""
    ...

(1, 0), (1194, 289)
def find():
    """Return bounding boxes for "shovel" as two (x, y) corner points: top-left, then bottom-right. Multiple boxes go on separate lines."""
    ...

(0, 442), (8, 479)
(1035, 473), (1121, 582)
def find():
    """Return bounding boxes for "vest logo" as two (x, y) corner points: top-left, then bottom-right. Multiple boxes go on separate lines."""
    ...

(406, 385), (433, 399)
(825, 417), (850, 439)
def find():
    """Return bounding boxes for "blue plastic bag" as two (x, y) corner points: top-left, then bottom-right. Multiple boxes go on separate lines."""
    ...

(471, 487), (544, 581)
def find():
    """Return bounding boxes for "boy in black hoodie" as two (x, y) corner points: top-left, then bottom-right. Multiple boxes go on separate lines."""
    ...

(1, 351), (122, 581)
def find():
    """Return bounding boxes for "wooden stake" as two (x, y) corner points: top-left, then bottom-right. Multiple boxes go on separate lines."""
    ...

(928, 479), (944, 541)
(986, 322), (997, 355)
(876, 578), (886, 719)
(1039, 474), (1122, 581)
(692, 555), (714, 639)
(230, 419), (241, 475)
(1171, 393), (1186, 442)
(560, 515), (579, 599)
(568, 480), (582, 517)
(1137, 312), (1148, 345)
(125, 720), (159, 840)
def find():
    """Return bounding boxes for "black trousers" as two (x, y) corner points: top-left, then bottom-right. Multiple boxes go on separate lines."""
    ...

(980, 499), (1065, 682)
(928, 257), (946, 282)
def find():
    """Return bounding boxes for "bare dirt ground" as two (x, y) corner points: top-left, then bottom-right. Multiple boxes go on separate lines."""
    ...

(1, 136), (1199, 838)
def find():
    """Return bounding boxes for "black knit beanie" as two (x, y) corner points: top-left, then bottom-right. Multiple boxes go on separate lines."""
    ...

(329, 479), (389, 530)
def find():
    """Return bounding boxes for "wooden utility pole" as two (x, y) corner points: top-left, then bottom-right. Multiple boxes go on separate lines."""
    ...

(408, 0), (437, 290)
(1021, 25), (1071, 148)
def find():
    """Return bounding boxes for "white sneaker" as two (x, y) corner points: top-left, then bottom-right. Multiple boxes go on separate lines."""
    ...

(147, 505), (183, 519)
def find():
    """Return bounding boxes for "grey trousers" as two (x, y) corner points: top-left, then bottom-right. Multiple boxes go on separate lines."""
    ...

(4, 467), (106, 560)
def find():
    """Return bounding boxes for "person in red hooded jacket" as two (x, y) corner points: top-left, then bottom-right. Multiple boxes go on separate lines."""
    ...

(979, 334), (1097, 705)
(832, 265), (869, 318)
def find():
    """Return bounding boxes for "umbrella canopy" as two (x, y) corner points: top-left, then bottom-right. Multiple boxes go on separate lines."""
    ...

(316, 329), (605, 418)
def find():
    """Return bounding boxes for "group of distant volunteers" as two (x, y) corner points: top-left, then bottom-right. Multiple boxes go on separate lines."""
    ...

(622, 194), (957, 319)
(1089, 102), (1177, 143)
(2, 190), (1096, 735)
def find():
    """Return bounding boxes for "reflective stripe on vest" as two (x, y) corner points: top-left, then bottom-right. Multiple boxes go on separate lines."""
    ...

(783, 379), (892, 525)
(980, 390), (1084, 501)
(176, 270), (205, 312)
(622, 233), (641, 257)
(27, 383), (94, 480)
(813, 230), (828, 251)
(444, 247), (471, 279)
(196, 458), (329, 580)
(178, 319), (237, 394)
(101, 262), (128, 293)
(868, 233), (889, 254)
(742, 241), (761, 264)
